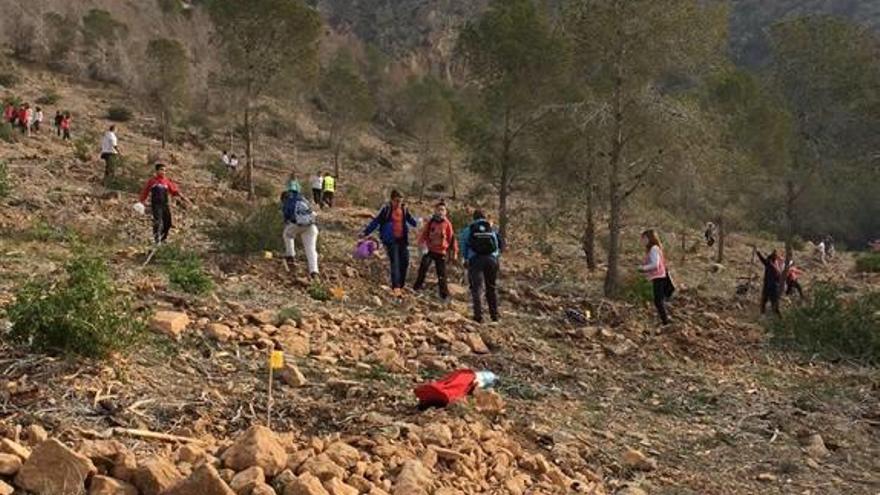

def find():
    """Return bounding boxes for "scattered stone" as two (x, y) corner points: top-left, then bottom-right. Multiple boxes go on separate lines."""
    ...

(617, 486), (647, 495)
(621, 448), (657, 471)
(464, 333), (489, 354)
(222, 426), (288, 477)
(132, 456), (183, 495)
(279, 364), (308, 387)
(165, 463), (236, 495)
(323, 477), (358, 495)
(804, 434), (830, 459)
(0, 481), (12, 495)
(367, 348), (404, 372)
(421, 424), (453, 447)
(89, 475), (138, 495)
(284, 472), (331, 495)
(249, 310), (277, 326)
(756, 473), (777, 483)
(0, 438), (30, 460)
(473, 389), (505, 414)
(297, 454), (346, 481)
(230, 466), (265, 494)
(251, 483), (277, 495)
(0, 453), (22, 475)
(393, 460), (431, 495)
(323, 442), (360, 468)
(150, 311), (190, 338)
(14, 439), (97, 495)
(207, 323), (235, 342)
(23, 424), (48, 445)
(175, 444), (208, 465)
(79, 439), (130, 471)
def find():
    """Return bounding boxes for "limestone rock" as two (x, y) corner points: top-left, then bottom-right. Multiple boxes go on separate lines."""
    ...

(23, 424), (48, 445)
(0, 453), (22, 475)
(0, 480), (13, 495)
(89, 475), (138, 495)
(464, 333), (489, 354)
(297, 454), (346, 481)
(207, 323), (235, 342)
(165, 463), (236, 495)
(621, 448), (656, 472)
(175, 444), (207, 465)
(14, 439), (97, 495)
(323, 442), (359, 469)
(283, 472), (331, 495)
(251, 484), (277, 495)
(79, 439), (130, 471)
(279, 364), (308, 387)
(804, 434), (830, 459)
(421, 424), (453, 447)
(0, 438), (30, 460)
(222, 426), (288, 477)
(150, 311), (190, 338)
(393, 460), (431, 495)
(473, 389), (505, 414)
(132, 456), (183, 495)
(230, 466), (265, 494)
(323, 477), (358, 495)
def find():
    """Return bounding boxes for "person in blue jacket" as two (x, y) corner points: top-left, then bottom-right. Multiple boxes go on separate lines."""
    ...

(361, 190), (419, 296)
(459, 210), (504, 323)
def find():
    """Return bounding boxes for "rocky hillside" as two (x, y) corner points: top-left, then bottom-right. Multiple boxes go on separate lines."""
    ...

(1, 58), (879, 495)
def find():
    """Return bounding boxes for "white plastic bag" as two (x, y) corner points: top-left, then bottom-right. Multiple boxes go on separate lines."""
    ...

(132, 202), (145, 215)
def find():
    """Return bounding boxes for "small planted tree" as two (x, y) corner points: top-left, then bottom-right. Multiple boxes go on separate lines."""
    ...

(145, 38), (189, 148)
(318, 50), (375, 179)
(207, 0), (322, 199)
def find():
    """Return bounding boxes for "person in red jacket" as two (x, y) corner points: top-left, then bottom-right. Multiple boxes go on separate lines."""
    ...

(784, 260), (804, 299)
(137, 163), (188, 244)
(413, 201), (458, 302)
(3, 103), (15, 124)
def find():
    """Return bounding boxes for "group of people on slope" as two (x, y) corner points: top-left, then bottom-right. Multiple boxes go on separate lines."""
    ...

(360, 190), (504, 323)
(310, 171), (336, 209)
(220, 151), (240, 172)
(4, 102), (73, 139)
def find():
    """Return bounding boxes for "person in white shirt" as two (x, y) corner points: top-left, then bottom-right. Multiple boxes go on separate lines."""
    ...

(221, 151), (230, 168)
(100, 125), (120, 182)
(229, 154), (239, 170)
(310, 171), (324, 204)
(33, 107), (44, 133)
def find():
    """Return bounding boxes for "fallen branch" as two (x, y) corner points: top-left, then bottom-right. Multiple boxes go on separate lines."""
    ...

(112, 427), (203, 444)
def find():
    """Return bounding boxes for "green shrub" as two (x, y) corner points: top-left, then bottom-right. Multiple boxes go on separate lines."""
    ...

(35, 91), (60, 105)
(104, 156), (143, 193)
(27, 219), (73, 243)
(5, 249), (146, 358)
(157, 0), (183, 14)
(855, 253), (880, 273)
(106, 105), (133, 122)
(73, 136), (92, 162)
(0, 161), (9, 198)
(209, 202), (283, 254)
(0, 123), (13, 144)
(620, 274), (654, 303)
(155, 244), (213, 295)
(308, 280), (331, 302)
(0, 73), (19, 88)
(278, 306), (302, 324)
(769, 283), (880, 364)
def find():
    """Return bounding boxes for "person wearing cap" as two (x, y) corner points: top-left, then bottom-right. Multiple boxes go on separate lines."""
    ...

(361, 190), (419, 296)
(281, 180), (319, 278)
(138, 163), (188, 244)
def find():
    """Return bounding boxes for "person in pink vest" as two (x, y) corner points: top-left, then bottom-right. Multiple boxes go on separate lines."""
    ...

(638, 229), (673, 325)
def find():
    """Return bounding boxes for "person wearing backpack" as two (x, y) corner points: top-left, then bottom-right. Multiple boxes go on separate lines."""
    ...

(459, 210), (504, 323)
(638, 229), (674, 325)
(137, 162), (188, 245)
(281, 180), (319, 278)
(361, 190), (419, 296)
(413, 201), (458, 302)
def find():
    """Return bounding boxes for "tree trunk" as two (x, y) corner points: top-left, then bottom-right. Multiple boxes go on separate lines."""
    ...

(448, 156), (457, 200)
(244, 101), (255, 200)
(783, 179), (796, 278)
(680, 230), (687, 264)
(332, 126), (342, 179)
(583, 168), (597, 271)
(603, 19), (625, 298)
(716, 215), (725, 263)
(160, 109), (167, 149)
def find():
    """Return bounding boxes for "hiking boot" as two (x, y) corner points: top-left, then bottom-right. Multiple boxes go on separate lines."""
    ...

(309, 272), (319, 280)
(392, 288), (403, 298)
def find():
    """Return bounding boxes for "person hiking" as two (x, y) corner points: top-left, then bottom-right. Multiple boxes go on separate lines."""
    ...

(137, 163), (187, 245)
(638, 229), (674, 325)
(784, 259), (804, 299)
(101, 125), (120, 181)
(221, 151), (230, 168)
(32, 107), (43, 133)
(459, 210), (504, 323)
(3, 102), (14, 125)
(60, 112), (71, 140)
(322, 173), (336, 209)
(281, 180), (320, 278)
(413, 201), (458, 302)
(54, 110), (63, 136)
(754, 247), (783, 315)
(310, 171), (324, 205)
(704, 222), (716, 247)
(229, 154), (239, 171)
(361, 190), (419, 296)
(18, 104), (31, 135)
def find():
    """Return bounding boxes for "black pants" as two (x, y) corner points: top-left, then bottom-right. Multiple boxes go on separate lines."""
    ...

(652, 278), (672, 324)
(414, 252), (449, 299)
(312, 189), (323, 204)
(385, 240), (409, 289)
(322, 191), (334, 208)
(152, 203), (172, 244)
(469, 255), (499, 322)
(786, 280), (804, 298)
(101, 153), (117, 180)
(62, 129), (70, 140)
(761, 285), (781, 315)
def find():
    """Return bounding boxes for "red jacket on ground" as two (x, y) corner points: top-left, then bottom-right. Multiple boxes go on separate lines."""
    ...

(139, 175), (180, 204)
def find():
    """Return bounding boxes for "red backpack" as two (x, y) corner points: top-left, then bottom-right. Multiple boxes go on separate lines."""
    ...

(414, 369), (476, 409)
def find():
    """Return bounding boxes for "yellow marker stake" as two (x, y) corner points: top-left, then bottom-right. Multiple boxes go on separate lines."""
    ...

(267, 349), (284, 428)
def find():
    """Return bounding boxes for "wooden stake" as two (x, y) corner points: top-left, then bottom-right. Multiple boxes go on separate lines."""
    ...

(267, 347), (274, 429)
